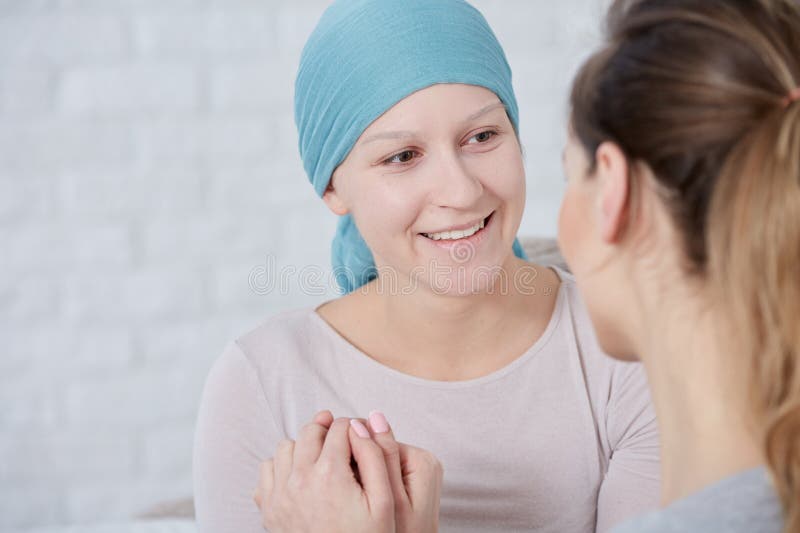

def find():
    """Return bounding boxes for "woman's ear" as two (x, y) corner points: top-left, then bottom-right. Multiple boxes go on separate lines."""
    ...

(322, 180), (349, 216)
(594, 141), (630, 243)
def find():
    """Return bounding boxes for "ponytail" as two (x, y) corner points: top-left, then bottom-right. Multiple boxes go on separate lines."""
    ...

(707, 102), (800, 532)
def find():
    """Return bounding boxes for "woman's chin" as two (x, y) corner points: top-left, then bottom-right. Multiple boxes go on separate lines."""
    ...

(417, 257), (510, 296)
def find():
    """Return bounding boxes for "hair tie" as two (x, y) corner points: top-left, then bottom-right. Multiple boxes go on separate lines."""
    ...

(782, 87), (800, 108)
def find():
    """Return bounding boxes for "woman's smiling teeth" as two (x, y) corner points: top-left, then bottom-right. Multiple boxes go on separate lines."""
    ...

(422, 218), (485, 241)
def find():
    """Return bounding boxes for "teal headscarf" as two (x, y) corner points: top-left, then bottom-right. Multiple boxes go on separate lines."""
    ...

(295, 0), (529, 293)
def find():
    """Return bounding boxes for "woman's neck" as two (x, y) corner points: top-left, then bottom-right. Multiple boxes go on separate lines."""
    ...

(361, 257), (561, 381)
(633, 281), (764, 506)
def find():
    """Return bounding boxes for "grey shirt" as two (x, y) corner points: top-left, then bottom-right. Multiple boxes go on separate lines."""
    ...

(193, 267), (662, 532)
(612, 466), (784, 533)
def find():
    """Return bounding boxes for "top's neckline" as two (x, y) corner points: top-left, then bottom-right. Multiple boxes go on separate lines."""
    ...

(307, 265), (571, 389)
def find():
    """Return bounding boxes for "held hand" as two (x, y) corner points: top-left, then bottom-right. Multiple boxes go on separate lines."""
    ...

(253, 411), (396, 533)
(363, 411), (443, 533)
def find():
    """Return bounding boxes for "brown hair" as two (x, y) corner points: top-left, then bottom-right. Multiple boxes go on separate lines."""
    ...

(570, 0), (800, 530)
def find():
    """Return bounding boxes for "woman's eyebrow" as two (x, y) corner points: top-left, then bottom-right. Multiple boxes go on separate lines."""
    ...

(359, 102), (506, 146)
(464, 102), (506, 122)
(360, 130), (416, 146)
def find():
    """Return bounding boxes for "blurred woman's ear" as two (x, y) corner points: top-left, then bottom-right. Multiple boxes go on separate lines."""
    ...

(593, 141), (630, 244)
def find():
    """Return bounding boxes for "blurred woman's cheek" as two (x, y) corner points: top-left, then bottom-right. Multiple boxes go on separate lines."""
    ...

(557, 185), (583, 270)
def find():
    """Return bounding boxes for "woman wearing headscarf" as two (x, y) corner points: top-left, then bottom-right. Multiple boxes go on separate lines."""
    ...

(193, 1), (661, 531)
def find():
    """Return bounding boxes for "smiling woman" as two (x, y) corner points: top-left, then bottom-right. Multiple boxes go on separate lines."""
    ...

(192, 1), (661, 532)
(321, 84), (526, 297)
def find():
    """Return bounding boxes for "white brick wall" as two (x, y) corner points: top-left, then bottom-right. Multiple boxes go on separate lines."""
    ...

(0, 0), (604, 529)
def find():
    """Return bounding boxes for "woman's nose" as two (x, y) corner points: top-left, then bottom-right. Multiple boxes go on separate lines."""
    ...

(428, 152), (484, 208)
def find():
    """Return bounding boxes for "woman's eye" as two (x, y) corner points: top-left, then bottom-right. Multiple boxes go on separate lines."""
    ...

(466, 130), (497, 144)
(385, 150), (417, 164)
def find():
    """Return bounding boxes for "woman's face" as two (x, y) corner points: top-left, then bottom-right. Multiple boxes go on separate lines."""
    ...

(325, 83), (526, 295)
(557, 131), (594, 277)
(558, 131), (636, 360)
(557, 130), (636, 360)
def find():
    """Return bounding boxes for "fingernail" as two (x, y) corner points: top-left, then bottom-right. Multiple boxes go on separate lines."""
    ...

(368, 410), (390, 434)
(350, 419), (371, 438)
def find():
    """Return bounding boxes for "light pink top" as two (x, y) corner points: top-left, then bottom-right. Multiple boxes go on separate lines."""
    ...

(193, 267), (661, 532)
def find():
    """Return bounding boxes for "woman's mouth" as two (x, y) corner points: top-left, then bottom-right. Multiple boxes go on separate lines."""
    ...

(419, 211), (494, 246)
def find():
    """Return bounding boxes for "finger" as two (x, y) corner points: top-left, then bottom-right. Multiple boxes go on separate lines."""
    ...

(367, 410), (408, 506)
(293, 420), (330, 470)
(253, 459), (275, 510)
(317, 417), (354, 467)
(348, 419), (394, 516)
(313, 410), (334, 428)
(273, 439), (295, 489)
(399, 443), (444, 505)
(345, 418), (368, 485)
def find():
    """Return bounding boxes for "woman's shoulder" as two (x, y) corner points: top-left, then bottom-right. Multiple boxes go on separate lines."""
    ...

(519, 262), (637, 386)
(545, 263), (580, 307)
(222, 304), (336, 373)
(611, 467), (783, 533)
(545, 263), (653, 411)
(238, 305), (322, 343)
(541, 263), (595, 347)
(545, 264), (620, 365)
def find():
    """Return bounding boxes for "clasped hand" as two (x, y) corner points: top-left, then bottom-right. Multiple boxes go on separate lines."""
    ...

(252, 410), (443, 533)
